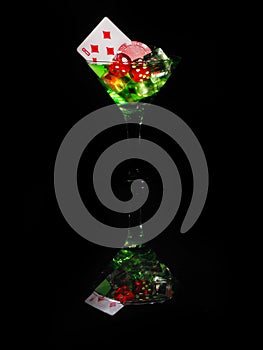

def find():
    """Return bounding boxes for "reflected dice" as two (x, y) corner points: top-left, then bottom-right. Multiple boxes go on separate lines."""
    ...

(133, 279), (154, 300)
(113, 285), (135, 303)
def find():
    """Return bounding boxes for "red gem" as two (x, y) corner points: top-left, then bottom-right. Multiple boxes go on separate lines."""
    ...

(109, 53), (131, 77)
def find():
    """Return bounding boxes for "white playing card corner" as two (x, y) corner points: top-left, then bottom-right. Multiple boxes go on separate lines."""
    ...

(77, 17), (131, 64)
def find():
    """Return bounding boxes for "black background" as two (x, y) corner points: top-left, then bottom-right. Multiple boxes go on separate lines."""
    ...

(24, 1), (232, 346)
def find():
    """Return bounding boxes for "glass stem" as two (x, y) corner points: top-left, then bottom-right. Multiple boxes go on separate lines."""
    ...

(118, 103), (145, 249)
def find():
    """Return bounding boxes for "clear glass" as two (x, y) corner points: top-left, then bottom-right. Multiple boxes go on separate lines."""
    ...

(86, 47), (181, 305)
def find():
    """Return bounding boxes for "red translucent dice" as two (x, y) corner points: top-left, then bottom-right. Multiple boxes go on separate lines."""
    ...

(113, 285), (135, 303)
(109, 53), (131, 78)
(130, 59), (151, 82)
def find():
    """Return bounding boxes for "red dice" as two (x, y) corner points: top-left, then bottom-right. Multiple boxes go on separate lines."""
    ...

(133, 279), (153, 300)
(109, 53), (131, 78)
(113, 285), (135, 303)
(130, 59), (151, 82)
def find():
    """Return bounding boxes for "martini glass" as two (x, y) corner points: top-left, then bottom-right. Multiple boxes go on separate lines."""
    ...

(86, 47), (181, 305)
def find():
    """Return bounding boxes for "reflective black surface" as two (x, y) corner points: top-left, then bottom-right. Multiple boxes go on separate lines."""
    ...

(24, 2), (232, 345)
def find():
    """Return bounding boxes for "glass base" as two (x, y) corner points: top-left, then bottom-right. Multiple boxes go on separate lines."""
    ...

(93, 245), (175, 305)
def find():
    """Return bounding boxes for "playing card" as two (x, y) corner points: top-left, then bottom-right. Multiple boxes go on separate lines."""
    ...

(85, 291), (124, 315)
(77, 17), (131, 63)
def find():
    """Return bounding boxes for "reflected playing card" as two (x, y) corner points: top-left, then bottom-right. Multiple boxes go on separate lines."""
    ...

(85, 291), (124, 315)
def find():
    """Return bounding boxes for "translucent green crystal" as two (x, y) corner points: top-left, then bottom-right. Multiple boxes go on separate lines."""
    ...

(87, 47), (181, 306)
(95, 246), (175, 305)
(87, 47), (181, 105)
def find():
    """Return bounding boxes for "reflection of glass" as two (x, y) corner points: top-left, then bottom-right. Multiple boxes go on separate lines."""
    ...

(87, 47), (181, 305)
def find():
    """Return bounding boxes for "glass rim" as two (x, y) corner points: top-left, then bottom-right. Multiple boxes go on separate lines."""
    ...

(85, 57), (181, 65)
